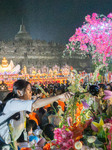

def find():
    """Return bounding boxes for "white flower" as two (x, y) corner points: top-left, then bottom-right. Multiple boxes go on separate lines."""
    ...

(87, 136), (96, 143)
(74, 141), (82, 149)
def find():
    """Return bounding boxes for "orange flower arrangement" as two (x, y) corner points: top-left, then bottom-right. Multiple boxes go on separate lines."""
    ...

(58, 100), (65, 111)
(44, 104), (51, 109)
(29, 112), (40, 125)
(21, 148), (32, 150)
(43, 143), (51, 150)
(69, 122), (86, 142)
(75, 102), (83, 116)
(75, 102), (83, 124)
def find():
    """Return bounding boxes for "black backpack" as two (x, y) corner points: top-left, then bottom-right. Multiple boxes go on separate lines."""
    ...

(0, 102), (6, 116)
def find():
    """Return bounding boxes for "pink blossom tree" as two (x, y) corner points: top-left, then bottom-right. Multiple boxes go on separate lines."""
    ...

(64, 13), (112, 65)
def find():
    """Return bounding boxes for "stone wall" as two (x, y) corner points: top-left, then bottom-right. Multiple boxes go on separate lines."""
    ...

(0, 40), (91, 72)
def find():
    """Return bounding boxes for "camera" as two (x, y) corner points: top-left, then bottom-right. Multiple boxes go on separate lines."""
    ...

(88, 84), (107, 96)
(88, 85), (99, 96)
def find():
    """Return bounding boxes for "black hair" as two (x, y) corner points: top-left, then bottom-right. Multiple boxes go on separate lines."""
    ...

(36, 88), (41, 94)
(17, 119), (37, 142)
(47, 107), (52, 113)
(98, 84), (107, 90)
(3, 79), (31, 102)
(107, 83), (112, 91)
(32, 86), (41, 95)
(26, 119), (37, 133)
(47, 107), (56, 115)
(43, 124), (54, 140)
(39, 107), (46, 115)
(44, 88), (49, 93)
(13, 79), (31, 94)
(53, 101), (58, 108)
(52, 102), (59, 113)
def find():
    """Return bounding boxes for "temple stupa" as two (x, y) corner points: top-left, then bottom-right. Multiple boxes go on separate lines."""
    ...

(15, 20), (32, 41)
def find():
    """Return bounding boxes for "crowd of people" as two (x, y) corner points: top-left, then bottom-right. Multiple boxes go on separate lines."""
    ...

(0, 79), (71, 150)
(0, 79), (112, 150)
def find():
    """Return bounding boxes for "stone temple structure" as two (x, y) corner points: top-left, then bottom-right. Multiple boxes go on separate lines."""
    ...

(0, 23), (91, 73)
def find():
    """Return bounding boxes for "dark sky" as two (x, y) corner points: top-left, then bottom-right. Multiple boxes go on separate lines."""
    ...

(0, 0), (112, 44)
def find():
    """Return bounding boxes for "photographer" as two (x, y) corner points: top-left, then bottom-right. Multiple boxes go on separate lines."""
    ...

(0, 79), (70, 150)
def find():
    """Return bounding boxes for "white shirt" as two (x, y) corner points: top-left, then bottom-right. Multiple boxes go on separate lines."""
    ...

(0, 98), (34, 144)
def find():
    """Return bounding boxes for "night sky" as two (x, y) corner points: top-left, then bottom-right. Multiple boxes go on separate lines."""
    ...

(0, 0), (112, 44)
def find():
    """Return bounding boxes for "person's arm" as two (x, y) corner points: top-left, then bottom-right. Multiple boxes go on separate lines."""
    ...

(32, 92), (70, 111)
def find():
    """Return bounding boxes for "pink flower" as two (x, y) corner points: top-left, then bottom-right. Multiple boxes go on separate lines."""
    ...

(85, 15), (91, 22)
(76, 28), (82, 35)
(103, 123), (112, 131)
(91, 123), (98, 132)
(66, 45), (69, 49)
(92, 13), (98, 21)
(104, 117), (112, 124)
(67, 13), (112, 64)
(107, 125), (112, 150)
(72, 47), (75, 51)
(54, 126), (74, 149)
(103, 90), (112, 100)
(67, 139), (74, 147)
(103, 17), (106, 21)
(80, 44), (87, 50)
(92, 13), (98, 18)
(82, 101), (89, 109)
(107, 13), (112, 18)
(67, 117), (73, 126)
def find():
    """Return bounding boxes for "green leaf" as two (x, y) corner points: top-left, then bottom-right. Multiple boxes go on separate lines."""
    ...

(94, 139), (104, 147)
(80, 94), (85, 99)
(97, 127), (106, 141)
(59, 122), (63, 128)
